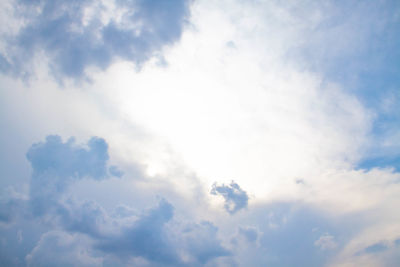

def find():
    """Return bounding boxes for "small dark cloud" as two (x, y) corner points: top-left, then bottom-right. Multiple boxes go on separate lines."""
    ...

(211, 181), (249, 214)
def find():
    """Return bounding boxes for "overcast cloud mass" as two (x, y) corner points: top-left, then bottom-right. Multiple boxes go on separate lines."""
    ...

(1, 0), (400, 266)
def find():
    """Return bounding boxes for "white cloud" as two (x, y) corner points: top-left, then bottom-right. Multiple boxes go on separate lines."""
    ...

(315, 233), (337, 250)
(81, 0), (373, 203)
(1, 0), (399, 266)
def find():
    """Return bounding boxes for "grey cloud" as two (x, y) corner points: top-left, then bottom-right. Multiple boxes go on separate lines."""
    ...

(238, 226), (258, 243)
(95, 199), (180, 265)
(59, 200), (111, 239)
(295, 178), (306, 185)
(111, 204), (136, 218)
(211, 181), (248, 214)
(182, 221), (231, 264)
(2, 0), (191, 80)
(2, 133), (398, 267)
(26, 135), (114, 216)
(27, 135), (109, 180)
(60, 198), (230, 266)
(2, 134), (355, 267)
(23, 197), (230, 266)
(1, 134), (232, 266)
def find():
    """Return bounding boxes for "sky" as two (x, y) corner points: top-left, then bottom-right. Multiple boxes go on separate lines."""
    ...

(0, 0), (399, 266)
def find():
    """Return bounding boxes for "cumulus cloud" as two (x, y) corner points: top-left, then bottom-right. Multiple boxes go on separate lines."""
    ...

(71, 198), (230, 265)
(26, 135), (113, 215)
(1, 133), (400, 266)
(0, 134), (231, 266)
(59, 200), (112, 239)
(211, 181), (248, 214)
(1, 0), (191, 79)
(27, 135), (110, 180)
(180, 221), (230, 264)
(95, 199), (180, 265)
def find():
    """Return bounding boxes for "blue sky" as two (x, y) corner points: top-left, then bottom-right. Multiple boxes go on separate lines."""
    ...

(0, 0), (400, 266)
